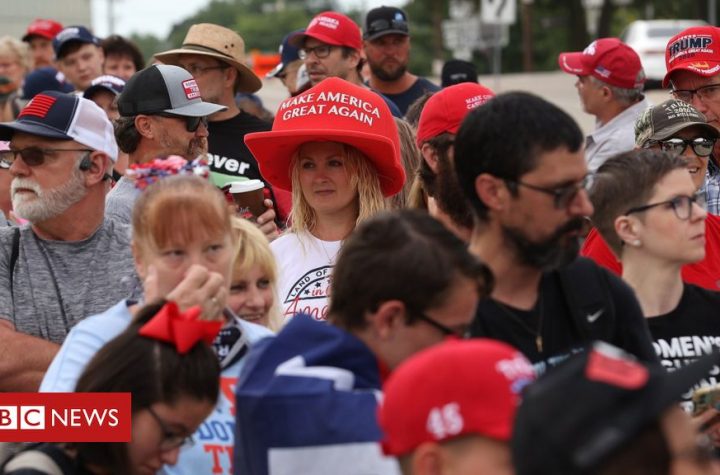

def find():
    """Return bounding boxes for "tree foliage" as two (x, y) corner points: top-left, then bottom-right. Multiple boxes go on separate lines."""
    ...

(135, 0), (714, 75)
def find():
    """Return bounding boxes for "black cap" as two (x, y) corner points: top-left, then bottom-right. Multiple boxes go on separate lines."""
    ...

(363, 6), (409, 41)
(512, 341), (720, 475)
(441, 59), (479, 88)
(118, 65), (226, 118)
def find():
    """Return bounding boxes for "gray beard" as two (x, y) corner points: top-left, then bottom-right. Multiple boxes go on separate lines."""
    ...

(12, 167), (88, 223)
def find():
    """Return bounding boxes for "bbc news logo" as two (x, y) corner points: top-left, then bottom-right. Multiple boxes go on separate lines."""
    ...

(0, 393), (131, 442)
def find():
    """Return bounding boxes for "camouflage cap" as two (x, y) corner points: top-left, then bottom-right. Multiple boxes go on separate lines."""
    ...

(635, 99), (719, 147)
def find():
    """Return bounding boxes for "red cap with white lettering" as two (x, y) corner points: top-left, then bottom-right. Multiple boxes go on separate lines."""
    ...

(558, 38), (645, 89)
(416, 82), (495, 147)
(378, 339), (535, 456)
(288, 11), (362, 51)
(244, 76), (404, 196)
(663, 26), (720, 88)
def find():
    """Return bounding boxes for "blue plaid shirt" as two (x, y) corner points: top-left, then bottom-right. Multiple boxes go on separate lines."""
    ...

(702, 160), (720, 215)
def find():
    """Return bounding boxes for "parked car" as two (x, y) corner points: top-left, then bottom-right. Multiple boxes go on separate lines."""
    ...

(620, 19), (707, 89)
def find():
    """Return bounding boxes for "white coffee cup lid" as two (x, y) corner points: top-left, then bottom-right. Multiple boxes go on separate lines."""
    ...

(228, 179), (264, 193)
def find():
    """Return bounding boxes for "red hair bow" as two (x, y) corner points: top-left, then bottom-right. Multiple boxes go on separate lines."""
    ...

(138, 301), (223, 354)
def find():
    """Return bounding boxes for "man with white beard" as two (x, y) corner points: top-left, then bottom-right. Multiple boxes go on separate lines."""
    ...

(0, 91), (140, 391)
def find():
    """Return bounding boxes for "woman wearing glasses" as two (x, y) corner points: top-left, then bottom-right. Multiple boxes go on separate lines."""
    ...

(39, 175), (272, 474)
(582, 99), (720, 292)
(2, 300), (221, 475)
(589, 148), (720, 413)
(244, 77), (404, 323)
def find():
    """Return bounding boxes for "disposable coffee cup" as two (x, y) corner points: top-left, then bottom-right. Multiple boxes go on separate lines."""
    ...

(229, 180), (265, 221)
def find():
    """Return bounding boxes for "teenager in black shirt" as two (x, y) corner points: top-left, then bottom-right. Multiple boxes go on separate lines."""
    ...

(454, 92), (657, 374)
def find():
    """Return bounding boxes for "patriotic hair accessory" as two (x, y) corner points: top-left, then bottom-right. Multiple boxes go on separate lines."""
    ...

(0, 90), (118, 162)
(139, 301), (223, 354)
(126, 156), (210, 190)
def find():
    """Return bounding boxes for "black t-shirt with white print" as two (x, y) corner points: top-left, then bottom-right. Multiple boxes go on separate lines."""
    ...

(647, 284), (720, 411)
(469, 258), (658, 375)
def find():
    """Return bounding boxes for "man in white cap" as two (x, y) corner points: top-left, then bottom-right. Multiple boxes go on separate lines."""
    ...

(154, 23), (290, 225)
(0, 91), (140, 390)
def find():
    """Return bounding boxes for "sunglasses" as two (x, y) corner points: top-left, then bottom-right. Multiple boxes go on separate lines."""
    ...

(156, 113), (209, 133)
(625, 192), (705, 221)
(0, 147), (92, 168)
(644, 137), (716, 157)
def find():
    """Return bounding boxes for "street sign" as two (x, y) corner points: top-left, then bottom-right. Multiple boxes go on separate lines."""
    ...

(442, 16), (509, 51)
(481, 0), (517, 25)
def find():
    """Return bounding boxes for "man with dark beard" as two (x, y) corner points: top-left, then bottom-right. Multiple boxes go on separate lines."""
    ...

(415, 83), (495, 241)
(0, 91), (141, 390)
(454, 91), (656, 374)
(363, 6), (439, 115)
(106, 64), (226, 224)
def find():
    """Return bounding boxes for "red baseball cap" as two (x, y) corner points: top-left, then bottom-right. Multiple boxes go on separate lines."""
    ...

(22, 19), (64, 42)
(663, 26), (720, 88)
(288, 11), (363, 51)
(558, 37), (645, 89)
(378, 339), (535, 456)
(416, 82), (495, 147)
(244, 77), (404, 197)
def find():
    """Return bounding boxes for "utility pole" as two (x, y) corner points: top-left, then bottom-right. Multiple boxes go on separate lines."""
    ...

(108, 0), (116, 36)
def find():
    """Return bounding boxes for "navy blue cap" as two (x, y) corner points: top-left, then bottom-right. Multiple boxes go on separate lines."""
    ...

(441, 59), (479, 88)
(83, 75), (125, 100)
(21, 67), (73, 100)
(53, 26), (101, 58)
(0, 90), (119, 160)
(266, 29), (304, 79)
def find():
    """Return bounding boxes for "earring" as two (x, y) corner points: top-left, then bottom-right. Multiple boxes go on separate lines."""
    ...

(632, 240), (641, 247)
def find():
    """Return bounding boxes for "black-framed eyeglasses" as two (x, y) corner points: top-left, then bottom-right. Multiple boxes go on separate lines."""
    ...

(0, 147), (92, 169)
(505, 175), (591, 209)
(156, 113), (209, 133)
(644, 137), (716, 157)
(625, 192), (705, 220)
(415, 311), (467, 338)
(298, 45), (336, 60)
(671, 83), (720, 103)
(147, 406), (195, 452)
(181, 64), (228, 77)
(366, 18), (409, 36)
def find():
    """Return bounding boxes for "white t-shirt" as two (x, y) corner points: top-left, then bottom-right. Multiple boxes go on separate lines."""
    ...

(271, 231), (341, 323)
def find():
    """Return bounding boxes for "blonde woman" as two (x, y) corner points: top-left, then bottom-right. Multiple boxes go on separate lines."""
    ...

(245, 77), (404, 322)
(0, 36), (30, 121)
(229, 217), (282, 331)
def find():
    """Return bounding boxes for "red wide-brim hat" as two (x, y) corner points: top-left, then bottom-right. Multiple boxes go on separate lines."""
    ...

(245, 77), (404, 197)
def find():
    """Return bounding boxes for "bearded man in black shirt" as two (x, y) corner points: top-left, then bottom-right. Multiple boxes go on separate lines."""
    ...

(155, 23), (286, 233)
(454, 92), (657, 374)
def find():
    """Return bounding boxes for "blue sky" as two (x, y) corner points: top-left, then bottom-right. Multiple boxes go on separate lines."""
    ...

(91, 0), (407, 38)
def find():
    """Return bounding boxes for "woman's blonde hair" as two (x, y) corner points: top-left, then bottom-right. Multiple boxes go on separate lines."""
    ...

(389, 118), (422, 210)
(0, 36), (30, 74)
(289, 142), (386, 233)
(230, 217), (283, 331)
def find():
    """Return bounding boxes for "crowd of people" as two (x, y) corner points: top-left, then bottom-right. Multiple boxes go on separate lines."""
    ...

(0, 6), (719, 475)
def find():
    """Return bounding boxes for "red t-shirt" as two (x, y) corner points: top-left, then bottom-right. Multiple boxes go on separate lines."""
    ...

(581, 214), (720, 291)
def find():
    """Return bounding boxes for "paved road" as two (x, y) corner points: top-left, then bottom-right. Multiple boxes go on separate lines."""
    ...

(255, 70), (670, 136)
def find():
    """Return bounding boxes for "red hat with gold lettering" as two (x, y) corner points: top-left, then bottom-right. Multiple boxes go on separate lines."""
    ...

(244, 77), (404, 197)
(663, 26), (720, 88)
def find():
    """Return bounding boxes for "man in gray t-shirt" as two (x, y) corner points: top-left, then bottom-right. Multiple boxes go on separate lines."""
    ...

(0, 91), (140, 390)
